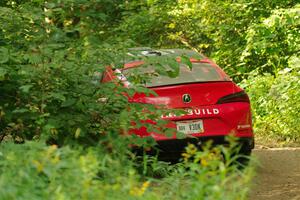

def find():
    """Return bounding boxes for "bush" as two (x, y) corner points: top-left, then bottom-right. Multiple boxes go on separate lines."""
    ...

(0, 141), (254, 200)
(241, 5), (300, 74)
(0, 2), (177, 147)
(241, 56), (300, 144)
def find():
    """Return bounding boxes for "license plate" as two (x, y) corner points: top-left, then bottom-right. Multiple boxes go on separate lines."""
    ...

(176, 120), (204, 134)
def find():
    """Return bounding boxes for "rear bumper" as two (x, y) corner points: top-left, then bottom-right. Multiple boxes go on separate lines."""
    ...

(135, 136), (254, 161)
(156, 136), (254, 152)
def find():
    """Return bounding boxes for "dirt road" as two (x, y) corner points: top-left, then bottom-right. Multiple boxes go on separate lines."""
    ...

(249, 148), (300, 200)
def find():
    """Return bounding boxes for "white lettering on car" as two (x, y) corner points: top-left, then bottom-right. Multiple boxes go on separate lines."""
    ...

(194, 109), (201, 115)
(161, 108), (220, 119)
(213, 108), (220, 114)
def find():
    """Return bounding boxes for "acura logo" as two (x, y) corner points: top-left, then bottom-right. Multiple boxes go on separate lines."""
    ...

(182, 94), (191, 103)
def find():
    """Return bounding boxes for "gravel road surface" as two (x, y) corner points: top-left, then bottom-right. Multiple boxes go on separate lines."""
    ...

(249, 148), (300, 200)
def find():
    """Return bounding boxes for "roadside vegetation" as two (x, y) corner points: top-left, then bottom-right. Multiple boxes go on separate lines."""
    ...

(242, 57), (300, 146)
(0, 0), (299, 199)
(0, 141), (254, 200)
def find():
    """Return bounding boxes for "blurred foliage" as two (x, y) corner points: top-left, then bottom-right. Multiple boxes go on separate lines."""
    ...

(0, 141), (254, 200)
(116, 0), (299, 80)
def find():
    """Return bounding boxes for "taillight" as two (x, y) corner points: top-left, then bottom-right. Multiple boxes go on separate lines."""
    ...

(217, 91), (249, 104)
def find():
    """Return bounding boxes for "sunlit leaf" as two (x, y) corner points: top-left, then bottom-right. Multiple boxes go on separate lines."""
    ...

(181, 55), (192, 70)
(0, 47), (9, 64)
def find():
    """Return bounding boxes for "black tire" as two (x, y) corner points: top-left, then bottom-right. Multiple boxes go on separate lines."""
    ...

(235, 143), (252, 167)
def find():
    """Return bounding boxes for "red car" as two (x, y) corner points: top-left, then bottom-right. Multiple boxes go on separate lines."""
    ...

(101, 49), (254, 160)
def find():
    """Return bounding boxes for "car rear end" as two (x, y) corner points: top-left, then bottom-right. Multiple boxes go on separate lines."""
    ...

(123, 58), (254, 159)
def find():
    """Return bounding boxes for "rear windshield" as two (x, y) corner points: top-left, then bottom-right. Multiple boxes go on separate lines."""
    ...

(122, 62), (229, 87)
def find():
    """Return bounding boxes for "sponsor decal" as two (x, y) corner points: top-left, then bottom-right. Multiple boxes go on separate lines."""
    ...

(237, 124), (251, 129)
(161, 108), (220, 119)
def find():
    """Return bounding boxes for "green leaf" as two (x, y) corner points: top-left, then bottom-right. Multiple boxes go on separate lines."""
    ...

(165, 129), (174, 138)
(61, 98), (77, 107)
(166, 69), (179, 78)
(176, 131), (186, 139)
(26, 53), (42, 64)
(12, 108), (29, 113)
(49, 92), (66, 102)
(19, 85), (33, 93)
(127, 88), (136, 97)
(181, 55), (192, 70)
(119, 110), (129, 130)
(155, 66), (168, 76)
(0, 47), (9, 64)
(75, 128), (81, 138)
(0, 67), (7, 81)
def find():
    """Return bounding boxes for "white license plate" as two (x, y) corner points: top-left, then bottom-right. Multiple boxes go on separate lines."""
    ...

(176, 120), (204, 134)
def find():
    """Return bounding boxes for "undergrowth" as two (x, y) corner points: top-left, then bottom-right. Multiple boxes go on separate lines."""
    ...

(242, 56), (300, 145)
(0, 140), (254, 200)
